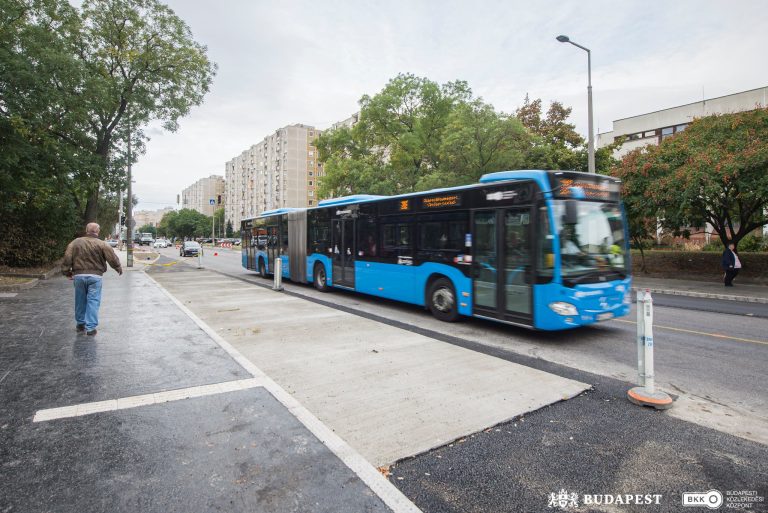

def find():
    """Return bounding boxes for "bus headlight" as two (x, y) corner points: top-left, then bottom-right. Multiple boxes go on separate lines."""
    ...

(549, 302), (578, 316)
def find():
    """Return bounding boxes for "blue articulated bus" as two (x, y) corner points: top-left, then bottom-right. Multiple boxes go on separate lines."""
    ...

(241, 170), (631, 330)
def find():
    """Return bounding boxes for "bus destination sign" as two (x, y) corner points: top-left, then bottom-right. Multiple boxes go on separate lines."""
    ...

(552, 176), (620, 201)
(420, 194), (461, 209)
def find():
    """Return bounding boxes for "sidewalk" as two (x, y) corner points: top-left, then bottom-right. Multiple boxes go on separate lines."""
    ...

(633, 275), (768, 304)
(0, 262), (413, 512)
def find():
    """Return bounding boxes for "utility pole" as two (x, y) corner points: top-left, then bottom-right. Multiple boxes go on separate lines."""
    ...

(117, 188), (124, 251)
(126, 115), (134, 267)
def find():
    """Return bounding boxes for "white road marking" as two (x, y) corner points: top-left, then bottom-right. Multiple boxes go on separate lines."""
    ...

(0, 293), (18, 298)
(146, 271), (423, 513)
(32, 378), (265, 422)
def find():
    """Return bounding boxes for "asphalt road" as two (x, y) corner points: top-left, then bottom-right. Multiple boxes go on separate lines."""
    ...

(151, 247), (768, 512)
(159, 247), (768, 445)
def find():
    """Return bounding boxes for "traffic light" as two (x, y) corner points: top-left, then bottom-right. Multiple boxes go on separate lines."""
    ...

(217, 195), (222, 205)
(120, 215), (126, 226)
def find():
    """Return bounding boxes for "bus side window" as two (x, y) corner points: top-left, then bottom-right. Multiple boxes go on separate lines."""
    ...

(357, 217), (377, 257)
(381, 223), (411, 258)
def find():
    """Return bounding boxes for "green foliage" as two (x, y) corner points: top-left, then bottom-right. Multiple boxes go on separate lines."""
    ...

(316, 74), (583, 199)
(0, 0), (215, 266)
(225, 219), (233, 238)
(137, 224), (156, 236)
(158, 208), (209, 239)
(613, 108), (768, 251)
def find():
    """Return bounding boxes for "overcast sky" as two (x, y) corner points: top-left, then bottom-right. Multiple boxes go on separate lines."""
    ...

(132, 0), (768, 212)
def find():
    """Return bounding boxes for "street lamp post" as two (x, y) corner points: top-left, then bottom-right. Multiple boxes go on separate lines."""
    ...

(557, 35), (595, 174)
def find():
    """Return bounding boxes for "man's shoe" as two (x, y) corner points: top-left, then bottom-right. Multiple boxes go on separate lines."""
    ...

(76, 324), (85, 332)
(86, 329), (97, 336)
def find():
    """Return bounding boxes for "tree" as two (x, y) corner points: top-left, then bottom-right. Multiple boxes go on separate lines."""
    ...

(75, 0), (217, 222)
(0, 0), (215, 265)
(316, 73), (471, 197)
(515, 95), (586, 171)
(225, 220), (233, 238)
(137, 224), (156, 236)
(612, 108), (768, 250)
(432, 100), (529, 188)
(159, 208), (208, 239)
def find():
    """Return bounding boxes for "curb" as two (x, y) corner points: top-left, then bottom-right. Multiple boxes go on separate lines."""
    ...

(631, 286), (768, 304)
(0, 277), (39, 292)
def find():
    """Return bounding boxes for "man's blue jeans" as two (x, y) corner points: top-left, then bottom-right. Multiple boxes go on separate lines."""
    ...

(74, 275), (103, 331)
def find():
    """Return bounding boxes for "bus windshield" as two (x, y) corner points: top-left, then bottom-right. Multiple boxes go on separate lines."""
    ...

(551, 200), (628, 281)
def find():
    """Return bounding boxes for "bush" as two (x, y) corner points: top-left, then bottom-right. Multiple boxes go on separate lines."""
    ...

(702, 239), (724, 252)
(0, 203), (79, 267)
(737, 234), (762, 252)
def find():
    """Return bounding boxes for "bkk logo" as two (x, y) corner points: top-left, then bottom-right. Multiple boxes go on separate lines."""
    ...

(682, 490), (723, 509)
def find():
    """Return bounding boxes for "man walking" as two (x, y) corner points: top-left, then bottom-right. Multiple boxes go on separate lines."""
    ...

(62, 223), (123, 335)
(721, 242), (742, 287)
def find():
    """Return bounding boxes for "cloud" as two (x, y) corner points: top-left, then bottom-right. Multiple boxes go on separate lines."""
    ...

(132, 0), (768, 210)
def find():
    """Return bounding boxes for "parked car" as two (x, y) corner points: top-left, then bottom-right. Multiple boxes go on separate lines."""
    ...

(180, 241), (201, 257)
(153, 239), (168, 248)
(106, 239), (118, 248)
(233, 238), (241, 246)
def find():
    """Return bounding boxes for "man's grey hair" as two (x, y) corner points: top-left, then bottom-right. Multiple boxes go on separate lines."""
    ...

(85, 223), (100, 236)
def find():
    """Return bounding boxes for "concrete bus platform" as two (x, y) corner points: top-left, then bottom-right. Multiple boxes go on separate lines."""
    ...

(0, 270), (413, 512)
(147, 258), (590, 467)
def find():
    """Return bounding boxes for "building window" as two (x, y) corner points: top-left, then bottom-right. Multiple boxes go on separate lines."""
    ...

(675, 123), (688, 132)
(309, 191), (314, 197)
(661, 126), (674, 140)
(643, 130), (656, 138)
(309, 171), (314, 176)
(308, 151), (314, 156)
(309, 200), (313, 205)
(309, 181), (313, 186)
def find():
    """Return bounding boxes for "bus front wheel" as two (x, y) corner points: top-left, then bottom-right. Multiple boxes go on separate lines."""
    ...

(428, 278), (459, 322)
(258, 259), (267, 278)
(313, 263), (329, 292)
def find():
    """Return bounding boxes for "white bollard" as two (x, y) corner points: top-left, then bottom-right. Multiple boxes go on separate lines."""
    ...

(273, 257), (283, 291)
(642, 289), (655, 394)
(197, 247), (203, 269)
(627, 289), (672, 409)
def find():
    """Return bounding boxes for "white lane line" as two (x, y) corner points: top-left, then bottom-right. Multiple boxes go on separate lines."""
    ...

(146, 271), (423, 513)
(32, 378), (265, 423)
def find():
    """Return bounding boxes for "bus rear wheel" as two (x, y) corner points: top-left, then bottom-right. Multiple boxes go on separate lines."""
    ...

(258, 259), (267, 278)
(428, 278), (459, 322)
(313, 263), (329, 292)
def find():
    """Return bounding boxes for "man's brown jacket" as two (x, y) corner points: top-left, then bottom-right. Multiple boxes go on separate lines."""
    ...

(62, 236), (122, 277)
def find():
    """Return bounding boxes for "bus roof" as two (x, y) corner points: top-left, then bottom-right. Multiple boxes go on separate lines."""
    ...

(243, 170), (611, 222)
(317, 194), (388, 207)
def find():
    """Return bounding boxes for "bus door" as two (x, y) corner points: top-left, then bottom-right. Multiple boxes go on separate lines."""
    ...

(266, 224), (279, 273)
(472, 208), (532, 324)
(332, 218), (355, 287)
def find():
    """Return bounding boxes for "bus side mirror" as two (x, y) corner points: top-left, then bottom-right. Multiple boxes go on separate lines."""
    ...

(563, 200), (578, 225)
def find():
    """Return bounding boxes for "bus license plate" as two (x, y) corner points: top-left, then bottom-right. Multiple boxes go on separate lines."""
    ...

(597, 312), (613, 321)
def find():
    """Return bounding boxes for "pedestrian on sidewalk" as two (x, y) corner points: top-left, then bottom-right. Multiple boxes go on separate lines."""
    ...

(721, 242), (742, 287)
(61, 223), (123, 335)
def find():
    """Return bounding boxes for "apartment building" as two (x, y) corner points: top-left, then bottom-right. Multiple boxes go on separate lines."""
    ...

(181, 175), (226, 216)
(133, 207), (175, 228)
(597, 86), (768, 158)
(225, 124), (324, 229)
